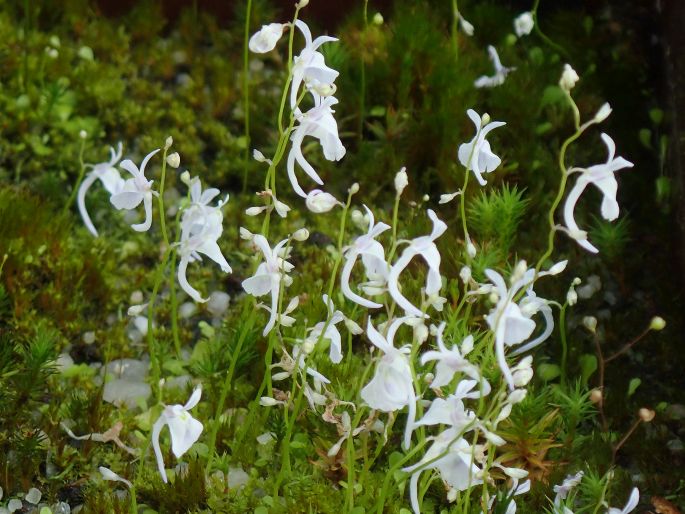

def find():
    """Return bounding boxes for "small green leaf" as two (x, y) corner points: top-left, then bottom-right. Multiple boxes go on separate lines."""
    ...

(627, 378), (641, 397)
(638, 128), (652, 149)
(537, 363), (561, 382)
(579, 354), (598, 384)
(649, 108), (664, 125)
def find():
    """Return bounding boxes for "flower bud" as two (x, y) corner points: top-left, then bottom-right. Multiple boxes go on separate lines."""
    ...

(548, 260), (568, 275)
(590, 388), (603, 404)
(239, 227), (253, 240)
(593, 102), (612, 123)
(459, 265), (472, 284)
(296, 0), (309, 8)
(466, 239), (477, 258)
(180, 170), (191, 185)
(79, 130), (88, 139)
(292, 228), (309, 241)
(394, 167), (408, 195)
(638, 408), (655, 422)
(481, 113), (491, 125)
(513, 12), (534, 37)
(423, 372), (434, 385)
(439, 191), (460, 204)
(649, 316), (666, 331)
(259, 396), (279, 407)
(166, 152), (180, 168)
(306, 189), (339, 213)
(582, 316), (597, 333)
(349, 182), (360, 195)
(165, 136), (173, 150)
(302, 339), (316, 354)
(245, 206), (264, 216)
(344, 318), (363, 335)
(559, 64), (579, 92)
(373, 12), (384, 25)
(567, 286), (578, 306)
(507, 389), (527, 404)
(249, 23), (286, 53)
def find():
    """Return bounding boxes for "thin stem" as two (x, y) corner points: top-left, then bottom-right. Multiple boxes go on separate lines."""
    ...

(533, 123), (585, 276)
(241, 0), (253, 194)
(146, 246), (173, 404)
(358, 0), (368, 143)
(605, 326), (651, 363)
(531, 0), (570, 59)
(451, 0), (459, 59)
(205, 306), (256, 474)
(62, 137), (87, 217)
(611, 418), (642, 464)
(559, 302), (568, 387)
(593, 332), (608, 431)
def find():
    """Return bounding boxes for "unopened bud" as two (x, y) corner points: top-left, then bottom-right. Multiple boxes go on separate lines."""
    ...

(459, 265), (472, 284)
(79, 130), (88, 139)
(246, 206), (266, 216)
(180, 171), (191, 185)
(559, 64), (579, 92)
(373, 12), (384, 25)
(164, 136), (173, 150)
(649, 316), (666, 331)
(590, 388), (603, 404)
(582, 316), (597, 333)
(292, 228), (309, 241)
(638, 408), (655, 423)
(166, 152), (180, 168)
(239, 227), (253, 240)
(423, 372), (434, 385)
(481, 113), (491, 125)
(594, 102), (612, 123)
(253, 149), (268, 162)
(466, 239), (477, 259)
(394, 167), (408, 195)
(296, 0), (309, 8)
(259, 396), (279, 407)
(349, 182), (360, 195)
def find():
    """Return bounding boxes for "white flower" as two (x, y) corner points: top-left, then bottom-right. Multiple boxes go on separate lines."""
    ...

(360, 318), (416, 449)
(403, 434), (482, 514)
(110, 148), (160, 232)
(553, 471), (584, 505)
(458, 109), (506, 185)
(486, 478), (531, 514)
(559, 64), (580, 92)
(242, 235), (293, 336)
(290, 20), (339, 108)
(474, 45), (515, 89)
(177, 178), (232, 303)
(77, 142), (125, 236)
(514, 12), (534, 37)
(152, 387), (203, 483)
(484, 266), (553, 389)
(305, 295), (346, 364)
(387, 209), (447, 317)
(288, 97), (346, 197)
(341, 205), (391, 308)
(420, 323), (484, 389)
(249, 23), (286, 53)
(607, 488), (639, 514)
(563, 133), (634, 253)
(305, 189), (340, 213)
